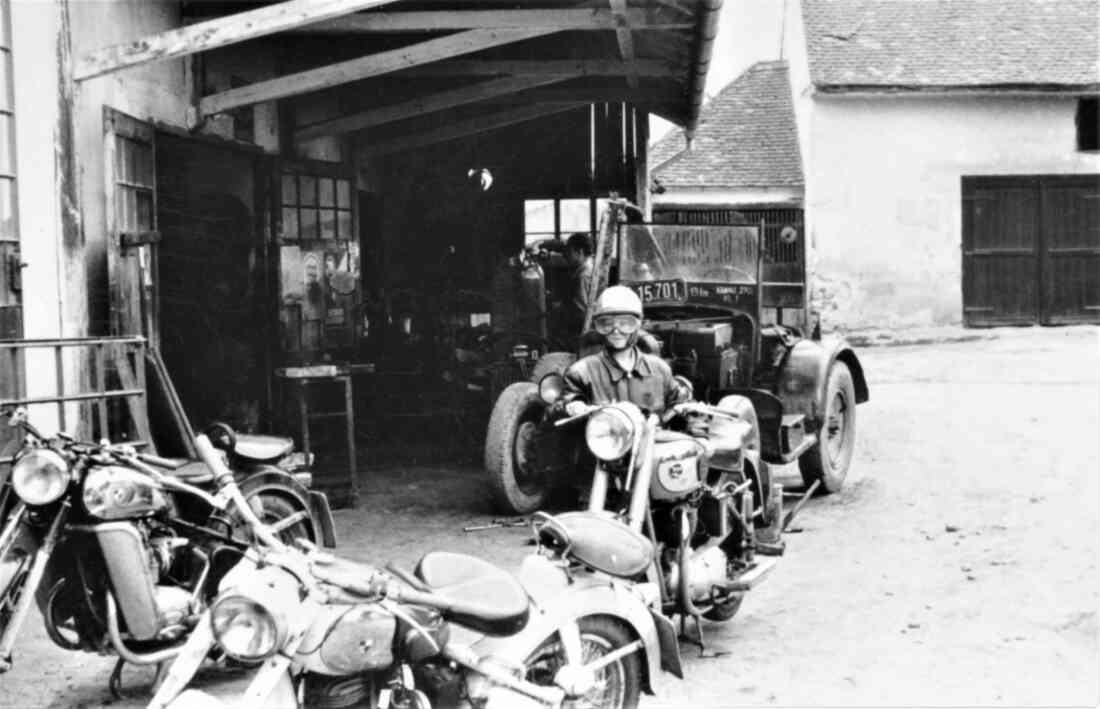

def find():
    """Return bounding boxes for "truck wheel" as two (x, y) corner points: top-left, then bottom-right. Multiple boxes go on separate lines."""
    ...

(485, 382), (548, 514)
(529, 352), (576, 383)
(799, 361), (856, 493)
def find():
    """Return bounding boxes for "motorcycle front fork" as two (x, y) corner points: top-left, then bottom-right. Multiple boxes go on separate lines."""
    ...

(0, 501), (69, 672)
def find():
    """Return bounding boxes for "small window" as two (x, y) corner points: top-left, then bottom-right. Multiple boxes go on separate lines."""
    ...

(280, 173), (353, 241)
(523, 197), (604, 246)
(1077, 97), (1099, 152)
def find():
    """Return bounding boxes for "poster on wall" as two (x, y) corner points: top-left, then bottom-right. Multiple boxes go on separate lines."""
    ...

(280, 245), (304, 304)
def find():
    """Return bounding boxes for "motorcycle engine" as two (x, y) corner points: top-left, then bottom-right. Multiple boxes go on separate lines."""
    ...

(94, 522), (197, 642)
(664, 545), (731, 604)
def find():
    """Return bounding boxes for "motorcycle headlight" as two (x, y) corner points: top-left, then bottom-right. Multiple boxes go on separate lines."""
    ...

(11, 449), (70, 505)
(585, 407), (636, 461)
(210, 594), (286, 662)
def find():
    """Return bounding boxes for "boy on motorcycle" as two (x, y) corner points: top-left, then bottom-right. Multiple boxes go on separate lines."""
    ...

(561, 285), (691, 419)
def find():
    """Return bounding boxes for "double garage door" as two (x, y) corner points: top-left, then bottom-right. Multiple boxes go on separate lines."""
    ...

(962, 174), (1100, 326)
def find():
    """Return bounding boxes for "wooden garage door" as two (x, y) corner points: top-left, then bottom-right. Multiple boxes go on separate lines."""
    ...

(962, 175), (1100, 326)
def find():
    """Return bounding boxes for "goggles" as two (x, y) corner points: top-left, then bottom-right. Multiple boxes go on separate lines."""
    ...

(594, 314), (642, 335)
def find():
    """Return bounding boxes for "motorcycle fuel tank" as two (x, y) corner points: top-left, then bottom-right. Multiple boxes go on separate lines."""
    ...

(650, 432), (704, 502)
(83, 465), (169, 520)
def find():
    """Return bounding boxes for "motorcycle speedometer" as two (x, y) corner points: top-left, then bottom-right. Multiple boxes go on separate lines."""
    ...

(11, 448), (70, 505)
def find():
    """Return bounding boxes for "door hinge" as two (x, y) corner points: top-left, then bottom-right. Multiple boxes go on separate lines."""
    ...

(6, 254), (28, 293)
(120, 230), (161, 251)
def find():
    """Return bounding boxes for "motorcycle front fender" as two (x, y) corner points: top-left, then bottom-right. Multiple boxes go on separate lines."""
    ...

(469, 554), (678, 695)
(237, 470), (336, 548)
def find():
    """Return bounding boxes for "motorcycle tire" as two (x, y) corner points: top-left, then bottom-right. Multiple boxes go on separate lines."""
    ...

(523, 617), (642, 709)
(798, 361), (856, 494)
(240, 492), (314, 546)
(702, 593), (744, 622)
(485, 382), (548, 515)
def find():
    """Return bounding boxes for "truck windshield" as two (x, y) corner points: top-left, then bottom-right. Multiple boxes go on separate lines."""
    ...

(618, 224), (759, 284)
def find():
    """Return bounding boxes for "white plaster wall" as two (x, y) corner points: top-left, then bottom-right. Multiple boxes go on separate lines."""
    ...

(9, 1), (64, 429)
(10, 1), (62, 340)
(806, 94), (1100, 330)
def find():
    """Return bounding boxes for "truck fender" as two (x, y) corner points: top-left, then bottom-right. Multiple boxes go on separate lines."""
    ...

(237, 470), (337, 548)
(469, 557), (679, 695)
(774, 338), (869, 428)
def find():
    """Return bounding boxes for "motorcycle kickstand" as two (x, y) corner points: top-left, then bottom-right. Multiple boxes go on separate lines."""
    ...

(678, 612), (730, 659)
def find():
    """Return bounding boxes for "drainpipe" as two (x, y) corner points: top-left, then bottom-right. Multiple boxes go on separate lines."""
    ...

(685, 0), (723, 142)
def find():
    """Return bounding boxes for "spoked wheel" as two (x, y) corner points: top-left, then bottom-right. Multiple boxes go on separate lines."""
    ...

(236, 493), (314, 546)
(524, 618), (642, 709)
(799, 362), (856, 493)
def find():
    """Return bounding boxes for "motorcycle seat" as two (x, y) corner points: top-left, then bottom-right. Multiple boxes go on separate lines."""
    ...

(414, 551), (529, 636)
(233, 434), (294, 463)
(535, 511), (653, 579)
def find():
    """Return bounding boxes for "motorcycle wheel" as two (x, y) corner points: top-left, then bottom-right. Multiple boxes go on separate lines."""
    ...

(485, 382), (548, 514)
(0, 548), (31, 637)
(523, 617), (642, 709)
(798, 362), (856, 494)
(702, 593), (744, 622)
(240, 493), (314, 546)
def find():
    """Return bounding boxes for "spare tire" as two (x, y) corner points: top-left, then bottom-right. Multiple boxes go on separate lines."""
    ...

(485, 382), (549, 514)
(529, 351), (577, 384)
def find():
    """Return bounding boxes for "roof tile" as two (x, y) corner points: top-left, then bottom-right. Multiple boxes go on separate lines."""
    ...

(803, 0), (1100, 89)
(651, 61), (803, 188)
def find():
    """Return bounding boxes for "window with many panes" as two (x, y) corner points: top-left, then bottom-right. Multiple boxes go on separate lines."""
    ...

(523, 197), (608, 246)
(280, 173), (353, 241)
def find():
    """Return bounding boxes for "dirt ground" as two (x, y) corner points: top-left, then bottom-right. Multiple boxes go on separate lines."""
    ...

(2, 325), (1097, 708)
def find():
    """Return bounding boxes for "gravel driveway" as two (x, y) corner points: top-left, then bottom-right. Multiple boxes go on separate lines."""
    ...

(3, 325), (1097, 708)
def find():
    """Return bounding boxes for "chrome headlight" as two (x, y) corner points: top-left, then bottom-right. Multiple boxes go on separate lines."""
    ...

(210, 594), (286, 662)
(11, 449), (70, 505)
(585, 406), (636, 461)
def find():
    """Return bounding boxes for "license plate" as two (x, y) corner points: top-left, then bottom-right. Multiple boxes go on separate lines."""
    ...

(632, 279), (687, 304)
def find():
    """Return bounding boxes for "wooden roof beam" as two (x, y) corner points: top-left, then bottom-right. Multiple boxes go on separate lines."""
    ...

(295, 74), (576, 140)
(200, 28), (555, 116)
(74, 0), (403, 82)
(609, 0), (638, 88)
(395, 59), (673, 78)
(294, 8), (692, 33)
(358, 103), (585, 158)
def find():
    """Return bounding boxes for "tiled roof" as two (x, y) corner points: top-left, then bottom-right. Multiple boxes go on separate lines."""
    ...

(650, 61), (803, 189)
(803, 0), (1100, 90)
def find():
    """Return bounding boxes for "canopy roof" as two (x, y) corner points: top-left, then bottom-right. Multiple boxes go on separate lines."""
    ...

(76, 0), (723, 147)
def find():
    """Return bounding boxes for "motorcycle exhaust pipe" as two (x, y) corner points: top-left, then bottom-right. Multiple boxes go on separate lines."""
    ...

(105, 593), (185, 666)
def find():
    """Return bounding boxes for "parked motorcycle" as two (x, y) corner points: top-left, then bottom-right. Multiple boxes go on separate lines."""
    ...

(148, 444), (684, 709)
(0, 407), (331, 684)
(537, 375), (800, 648)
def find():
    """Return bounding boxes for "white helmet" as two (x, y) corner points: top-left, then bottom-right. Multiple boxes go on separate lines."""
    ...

(593, 286), (643, 319)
